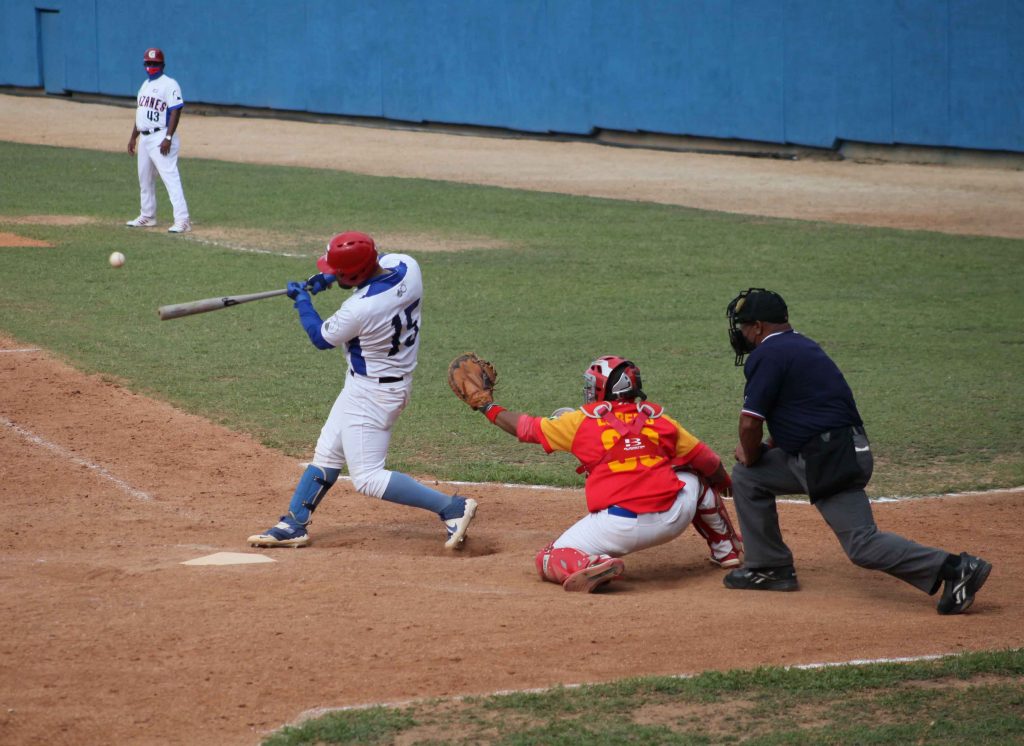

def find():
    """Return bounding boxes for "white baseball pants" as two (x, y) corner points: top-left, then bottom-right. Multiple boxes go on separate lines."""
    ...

(137, 131), (189, 223)
(552, 470), (702, 557)
(313, 374), (410, 498)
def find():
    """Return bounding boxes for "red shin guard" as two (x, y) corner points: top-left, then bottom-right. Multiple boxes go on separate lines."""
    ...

(535, 544), (625, 592)
(691, 481), (744, 561)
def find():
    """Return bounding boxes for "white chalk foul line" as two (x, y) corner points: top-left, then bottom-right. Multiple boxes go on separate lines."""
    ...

(1, 415), (153, 501)
(422, 473), (1024, 503)
(788, 653), (947, 670)
(869, 485), (1024, 502)
(0, 348), (41, 353)
(182, 234), (309, 258)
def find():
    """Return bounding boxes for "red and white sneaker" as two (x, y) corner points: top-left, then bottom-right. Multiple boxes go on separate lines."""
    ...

(562, 556), (625, 593)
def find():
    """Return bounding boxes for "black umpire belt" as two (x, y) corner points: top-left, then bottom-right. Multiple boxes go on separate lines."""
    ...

(139, 127), (164, 135)
(350, 370), (404, 383)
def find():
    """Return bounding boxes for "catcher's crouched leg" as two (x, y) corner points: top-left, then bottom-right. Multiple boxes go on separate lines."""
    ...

(690, 478), (743, 568)
(535, 544), (625, 593)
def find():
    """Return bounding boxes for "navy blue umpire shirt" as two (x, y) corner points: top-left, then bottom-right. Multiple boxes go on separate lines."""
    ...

(742, 330), (863, 455)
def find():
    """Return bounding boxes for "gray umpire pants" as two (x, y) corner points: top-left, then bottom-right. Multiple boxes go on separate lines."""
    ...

(730, 433), (948, 594)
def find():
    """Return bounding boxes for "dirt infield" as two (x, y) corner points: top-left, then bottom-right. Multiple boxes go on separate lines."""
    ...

(2, 95), (1023, 745)
(0, 231), (52, 247)
(1, 341), (1021, 746)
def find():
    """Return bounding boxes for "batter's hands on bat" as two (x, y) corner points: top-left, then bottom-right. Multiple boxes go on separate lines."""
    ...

(306, 273), (336, 295)
(286, 281), (310, 303)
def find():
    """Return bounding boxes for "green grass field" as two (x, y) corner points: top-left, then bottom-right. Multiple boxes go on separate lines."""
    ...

(1, 140), (1022, 495)
(2, 140), (1022, 744)
(264, 649), (1024, 745)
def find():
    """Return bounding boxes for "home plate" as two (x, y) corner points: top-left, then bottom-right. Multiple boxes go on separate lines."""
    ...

(182, 552), (276, 566)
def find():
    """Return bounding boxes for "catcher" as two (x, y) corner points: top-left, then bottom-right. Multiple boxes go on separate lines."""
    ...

(449, 353), (743, 592)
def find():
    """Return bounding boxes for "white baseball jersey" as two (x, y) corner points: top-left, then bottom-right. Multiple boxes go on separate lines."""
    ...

(321, 254), (423, 379)
(135, 74), (184, 131)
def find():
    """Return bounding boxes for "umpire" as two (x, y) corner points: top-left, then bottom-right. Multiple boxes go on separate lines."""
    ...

(722, 288), (991, 615)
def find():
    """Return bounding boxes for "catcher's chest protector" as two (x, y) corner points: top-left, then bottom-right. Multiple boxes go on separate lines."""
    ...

(575, 402), (669, 475)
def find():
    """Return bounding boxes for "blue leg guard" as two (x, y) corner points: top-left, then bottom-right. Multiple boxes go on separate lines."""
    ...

(381, 472), (453, 515)
(287, 464), (341, 526)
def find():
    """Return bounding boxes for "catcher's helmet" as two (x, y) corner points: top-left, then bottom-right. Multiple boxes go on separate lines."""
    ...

(143, 48), (165, 64)
(583, 356), (645, 404)
(317, 231), (379, 287)
(726, 288), (788, 366)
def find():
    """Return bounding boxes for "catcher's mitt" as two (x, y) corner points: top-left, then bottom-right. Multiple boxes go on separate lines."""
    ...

(448, 353), (498, 410)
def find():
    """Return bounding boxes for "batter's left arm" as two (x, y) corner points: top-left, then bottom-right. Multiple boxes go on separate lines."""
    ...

(287, 282), (335, 350)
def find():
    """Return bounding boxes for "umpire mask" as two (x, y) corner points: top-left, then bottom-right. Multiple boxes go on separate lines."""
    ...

(726, 288), (788, 366)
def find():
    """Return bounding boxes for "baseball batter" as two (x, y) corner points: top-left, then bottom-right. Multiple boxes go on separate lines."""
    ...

(461, 355), (742, 592)
(248, 231), (477, 549)
(126, 48), (191, 233)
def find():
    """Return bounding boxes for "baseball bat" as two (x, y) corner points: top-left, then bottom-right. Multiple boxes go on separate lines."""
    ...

(157, 288), (289, 321)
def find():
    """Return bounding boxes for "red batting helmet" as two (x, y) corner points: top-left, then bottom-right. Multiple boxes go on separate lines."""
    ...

(143, 48), (165, 64)
(317, 231), (379, 287)
(583, 356), (645, 404)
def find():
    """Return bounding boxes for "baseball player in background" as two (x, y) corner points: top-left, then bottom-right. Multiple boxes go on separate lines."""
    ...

(248, 231), (477, 549)
(472, 356), (742, 592)
(126, 48), (191, 233)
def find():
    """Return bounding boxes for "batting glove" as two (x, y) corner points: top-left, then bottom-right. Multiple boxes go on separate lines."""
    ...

(306, 272), (336, 295)
(286, 281), (309, 301)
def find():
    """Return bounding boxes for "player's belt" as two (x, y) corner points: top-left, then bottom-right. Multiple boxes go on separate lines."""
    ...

(350, 370), (404, 384)
(608, 505), (638, 519)
(139, 127), (164, 135)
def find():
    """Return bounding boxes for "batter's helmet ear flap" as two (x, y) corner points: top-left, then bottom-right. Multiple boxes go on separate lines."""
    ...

(318, 231), (379, 288)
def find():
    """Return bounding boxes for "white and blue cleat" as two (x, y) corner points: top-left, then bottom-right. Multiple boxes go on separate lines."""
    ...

(443, 498), (478, 549)
(248, 516), (309, 548)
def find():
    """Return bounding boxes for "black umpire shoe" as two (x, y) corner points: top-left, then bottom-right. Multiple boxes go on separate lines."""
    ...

(723, 566), (799, 592)
(937, 552), (992, 615)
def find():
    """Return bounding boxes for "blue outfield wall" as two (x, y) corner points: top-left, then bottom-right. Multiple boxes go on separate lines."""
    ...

(1, 0), (1021, 152)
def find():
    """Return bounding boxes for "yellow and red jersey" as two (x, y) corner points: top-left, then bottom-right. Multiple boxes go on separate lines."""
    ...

(517, 400), (719, 514)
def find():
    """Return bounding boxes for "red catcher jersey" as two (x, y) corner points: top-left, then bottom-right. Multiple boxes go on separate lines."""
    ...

(530, 400), (707, 514)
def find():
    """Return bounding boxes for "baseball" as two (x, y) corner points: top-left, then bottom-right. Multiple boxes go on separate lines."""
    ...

(109, 251), (126, 268)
